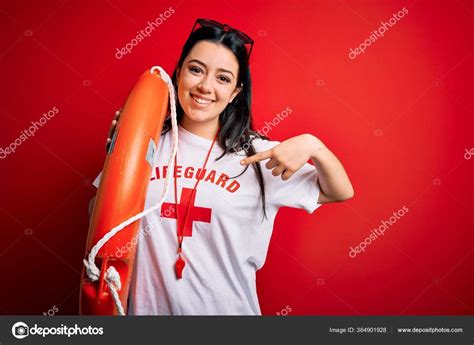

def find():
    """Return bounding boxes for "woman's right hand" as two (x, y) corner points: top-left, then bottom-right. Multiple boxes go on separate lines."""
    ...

(105, 108), (122, 153)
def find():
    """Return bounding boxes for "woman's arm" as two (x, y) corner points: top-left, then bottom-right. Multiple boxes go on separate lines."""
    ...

(240, 134), (354, 204)
(306, 135), (354, 203)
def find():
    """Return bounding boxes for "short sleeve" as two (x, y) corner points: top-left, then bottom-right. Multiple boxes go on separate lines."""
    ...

(253, 139), (322, 214)
(92, 171), (102, 189)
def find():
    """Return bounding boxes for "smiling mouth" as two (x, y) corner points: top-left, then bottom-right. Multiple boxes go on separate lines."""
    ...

(191, 94), (215, 105)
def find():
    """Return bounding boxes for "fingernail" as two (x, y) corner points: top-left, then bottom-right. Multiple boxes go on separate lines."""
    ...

(240, 160), (245, 165)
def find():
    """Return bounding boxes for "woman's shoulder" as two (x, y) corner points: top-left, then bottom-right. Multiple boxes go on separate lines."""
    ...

(222, 135), (278, 159)
(248, 135), (280, 153)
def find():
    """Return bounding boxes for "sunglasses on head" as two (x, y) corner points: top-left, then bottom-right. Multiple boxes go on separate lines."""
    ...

(191, 18), (254, 59)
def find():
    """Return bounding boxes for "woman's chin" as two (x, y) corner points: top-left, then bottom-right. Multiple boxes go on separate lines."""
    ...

(185, 109), (218, 123)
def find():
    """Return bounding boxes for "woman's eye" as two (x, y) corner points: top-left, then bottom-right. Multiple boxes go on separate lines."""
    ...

(219, 76), (231, 83)
(190, 66), (202, 73)
(189, 66), (230, 83)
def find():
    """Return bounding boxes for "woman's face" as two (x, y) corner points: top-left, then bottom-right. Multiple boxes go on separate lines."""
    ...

(176, 40), (242, 125)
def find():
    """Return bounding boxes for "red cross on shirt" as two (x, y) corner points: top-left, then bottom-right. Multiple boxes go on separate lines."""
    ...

(160, 187), (212, 236)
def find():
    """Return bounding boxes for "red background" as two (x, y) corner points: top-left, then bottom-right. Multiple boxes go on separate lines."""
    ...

(0, 0), (472, 315)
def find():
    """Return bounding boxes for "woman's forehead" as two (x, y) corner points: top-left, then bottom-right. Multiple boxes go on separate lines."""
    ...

(185, 41), (239, 74)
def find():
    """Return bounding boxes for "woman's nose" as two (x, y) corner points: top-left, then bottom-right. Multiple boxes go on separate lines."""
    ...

(197, 77), (212, 93)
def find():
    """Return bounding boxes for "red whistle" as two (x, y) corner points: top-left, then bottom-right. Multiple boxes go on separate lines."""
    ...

(175, 256), (185, 279)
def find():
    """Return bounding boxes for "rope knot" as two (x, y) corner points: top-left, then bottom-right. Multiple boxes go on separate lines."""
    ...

(83, 258), (100, 281)
(105, 266), (122, 291)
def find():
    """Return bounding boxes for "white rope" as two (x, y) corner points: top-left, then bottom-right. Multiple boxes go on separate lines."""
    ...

(83, 66), (179, 315)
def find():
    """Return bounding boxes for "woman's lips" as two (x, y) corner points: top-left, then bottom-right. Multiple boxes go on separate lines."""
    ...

(191, 94), (214, 108)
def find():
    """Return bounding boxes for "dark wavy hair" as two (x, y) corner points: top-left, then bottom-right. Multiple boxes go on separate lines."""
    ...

(161, 22), (269, 221)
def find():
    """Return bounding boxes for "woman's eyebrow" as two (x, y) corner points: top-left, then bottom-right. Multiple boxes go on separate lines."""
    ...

(187, 59), (234, 78)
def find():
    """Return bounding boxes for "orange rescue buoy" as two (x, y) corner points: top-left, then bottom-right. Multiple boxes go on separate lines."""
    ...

(80, 67), (171, 315)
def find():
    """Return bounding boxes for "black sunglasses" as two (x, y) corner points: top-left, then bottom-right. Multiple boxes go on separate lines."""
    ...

(191, 18), (254, 59)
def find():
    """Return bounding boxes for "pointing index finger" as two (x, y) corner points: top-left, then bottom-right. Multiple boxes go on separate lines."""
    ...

(240, 149), (273, 165)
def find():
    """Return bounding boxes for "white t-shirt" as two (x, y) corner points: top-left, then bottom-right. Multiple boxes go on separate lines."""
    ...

(92, 123), (322, 315)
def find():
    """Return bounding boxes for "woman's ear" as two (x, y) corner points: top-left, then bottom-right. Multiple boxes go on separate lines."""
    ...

(230, 82), (243, 103)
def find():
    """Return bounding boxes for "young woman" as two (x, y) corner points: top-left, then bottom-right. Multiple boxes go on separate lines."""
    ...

(91, 19), (353, 315)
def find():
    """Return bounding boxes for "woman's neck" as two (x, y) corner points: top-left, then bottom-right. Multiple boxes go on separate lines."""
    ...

(180, 117), (219, 140)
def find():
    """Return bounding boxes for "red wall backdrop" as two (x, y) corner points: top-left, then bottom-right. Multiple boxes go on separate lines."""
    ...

(0, 0), (472, 315)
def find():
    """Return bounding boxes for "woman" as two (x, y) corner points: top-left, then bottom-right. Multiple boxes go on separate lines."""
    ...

(91, 19), (353, 315)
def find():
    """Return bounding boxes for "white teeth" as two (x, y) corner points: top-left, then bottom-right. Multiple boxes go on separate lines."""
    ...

(192, 95), (212, 105)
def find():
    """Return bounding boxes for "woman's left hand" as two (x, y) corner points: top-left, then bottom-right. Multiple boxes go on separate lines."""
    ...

(240, 134), (323, 181)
